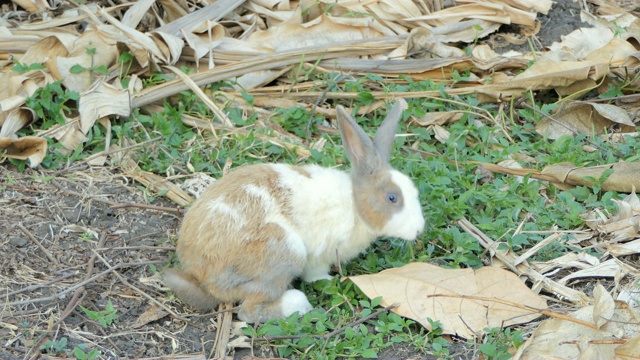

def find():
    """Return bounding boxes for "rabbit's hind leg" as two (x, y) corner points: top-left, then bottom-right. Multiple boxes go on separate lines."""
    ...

(237, 254), (311, 322)
(163, 269), (220, 311)
(239, 289), (312, 323)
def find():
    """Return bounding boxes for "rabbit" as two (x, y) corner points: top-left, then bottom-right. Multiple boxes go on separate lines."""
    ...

(163, 99), (425, 323)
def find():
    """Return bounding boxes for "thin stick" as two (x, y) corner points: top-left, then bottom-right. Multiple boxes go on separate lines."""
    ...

(97, 245), (175, 251)
(187, 305), (240, 318)
(17, 223), (58, 264)
(109, 202), (183, 214)
(4, 261), (159, 307)
(51, 182), (119, 206)
(91, 250), (186, 320)
(4, 272), (77, 297)
(320, 304), (397, 352)
(58, 230), (109, 319)
(27, 231), (109, 359)
(82, 137), (161, 164)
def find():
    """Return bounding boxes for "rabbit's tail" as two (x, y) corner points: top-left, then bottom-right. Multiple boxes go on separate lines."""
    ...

(163, 269), (219, 311)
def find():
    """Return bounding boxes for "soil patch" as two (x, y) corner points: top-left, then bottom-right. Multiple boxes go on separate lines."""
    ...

(488, 0), (591, 53)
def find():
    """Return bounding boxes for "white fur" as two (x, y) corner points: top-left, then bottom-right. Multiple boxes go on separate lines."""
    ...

(206, 197), (244, 227)
(279, 289), (313, 317)
(273, 164), (378, 281)
(242, 184), (274, 211)
(382, 170), (425, 240)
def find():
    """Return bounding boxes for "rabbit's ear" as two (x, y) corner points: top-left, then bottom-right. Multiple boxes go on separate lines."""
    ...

(373, 99), (407, 162)
(336, 105), (380, 175)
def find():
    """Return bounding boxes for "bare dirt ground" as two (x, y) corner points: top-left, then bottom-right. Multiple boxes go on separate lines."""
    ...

(0, 0), (620, 359)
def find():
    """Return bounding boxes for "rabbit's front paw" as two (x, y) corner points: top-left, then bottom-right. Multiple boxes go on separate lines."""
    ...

(280, 289), (313, 317)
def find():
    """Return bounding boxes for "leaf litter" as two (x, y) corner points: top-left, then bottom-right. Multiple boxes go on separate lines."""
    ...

(1, 0), (640, 359)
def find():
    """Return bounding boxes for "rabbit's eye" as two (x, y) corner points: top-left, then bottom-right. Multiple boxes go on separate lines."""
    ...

(387, 192), (398, 204)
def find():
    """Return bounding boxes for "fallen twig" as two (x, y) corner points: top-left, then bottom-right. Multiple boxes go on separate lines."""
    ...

(27, 231), (109, 359)
(17, 223), (58, 265)
(91, 250), (186, 321)
(52, 181), (120, 206)
(4, 272), (77, 297)
(110, 202), (183, 214)
(4, 261), (161, 307)
(458, 218), (590, 305)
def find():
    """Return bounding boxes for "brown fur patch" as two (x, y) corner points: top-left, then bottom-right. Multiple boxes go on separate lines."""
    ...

(289, 166), (311, 178)
(353, 168), (404, 231)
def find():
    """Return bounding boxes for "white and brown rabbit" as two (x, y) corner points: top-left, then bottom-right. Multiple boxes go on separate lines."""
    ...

(163, 99), (425, 323)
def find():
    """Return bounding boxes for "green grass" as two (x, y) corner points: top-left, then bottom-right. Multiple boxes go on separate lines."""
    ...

(14, 71), (636, 359)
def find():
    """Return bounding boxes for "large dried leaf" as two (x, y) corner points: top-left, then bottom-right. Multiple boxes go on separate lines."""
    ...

(541, 161), (640, 193)
(406, 27), (466, 58)
(349, 262), (547, 339)
(514, 290), (640, 359)
(53, 27), (118, 93)
(0, 136), (47, 167)
(97, 8), (182, 67)
(79, 81), (131, 134)
(593, 283), (615, 329)
(615, 333), (640, 359)
(536, 101), (636, 140)
(0, 108), (34, 138)
(458, 218), (590, 305)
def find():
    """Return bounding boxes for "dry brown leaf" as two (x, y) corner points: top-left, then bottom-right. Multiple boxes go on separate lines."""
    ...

(536, 101), (635, 140)
(182, 21), (227, 61)
(593, 283), (615, 329)
(529, 252), (599, 274)
(55, 26), (118, 91)
(12, 0), (49, 12)
(406, 27), (466, 58)
(458, 218), (591, 304)
(514, 295), (640, 359)
(97, 8), (182, 67)
(114, 143), (194, 206)
(541, 161), (640, 193)
(349, 262), (547, 339)
(609, 239), (640, 257)
(246, 12), (383, 52)
(414, 111), (465, 126)
(21, 36), (70, 68)
(79, 81), (131, 133)
(474, 63), (594, 102)
(120, 0), (156, 28)
(497, 0), (552, 14)
(430, 19), (502, 44)
(0, 136), (47, 167)
(181, 173), (217, 198)
(548, 27), (615, 59)
(131, 304), (169, 328)
(615, 333), (640, 359)
(558, 258), (638, 285)
(407, 3), (512, 27)
(154, 0), (246, 38)
(0, 108), (34, 138)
